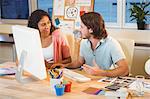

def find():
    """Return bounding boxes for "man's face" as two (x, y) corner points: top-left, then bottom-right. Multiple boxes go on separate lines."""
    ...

(80, 21), (91, 39)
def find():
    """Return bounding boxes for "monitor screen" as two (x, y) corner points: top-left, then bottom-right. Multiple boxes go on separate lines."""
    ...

(12, 25), (47, 80)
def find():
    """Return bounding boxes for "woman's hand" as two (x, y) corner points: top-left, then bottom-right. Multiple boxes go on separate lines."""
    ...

(45, 60), (54, 69)
(50, 63), (65, 69)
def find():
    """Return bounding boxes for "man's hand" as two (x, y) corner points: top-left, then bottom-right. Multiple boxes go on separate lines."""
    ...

(82, 60), (105, 76)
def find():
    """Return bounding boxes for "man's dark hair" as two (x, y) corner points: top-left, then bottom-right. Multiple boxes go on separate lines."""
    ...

(27, 9), (56, 34)
(81, 12), (107, 39)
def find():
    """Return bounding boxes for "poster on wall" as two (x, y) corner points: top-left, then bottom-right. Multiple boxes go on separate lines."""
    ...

(64, 6), (80, 20)
(52, 0), (94, 30)
(75, 0), (91, 6)
(58, 20), (74, 29)
(53, 0), (65, 16)
(65, 0), (75, 5)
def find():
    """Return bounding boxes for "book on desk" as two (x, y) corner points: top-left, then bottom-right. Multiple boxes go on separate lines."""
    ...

(0, 67), (16, 76)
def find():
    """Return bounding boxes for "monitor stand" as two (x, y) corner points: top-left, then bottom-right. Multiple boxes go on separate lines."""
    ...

(15, 50), (38, 84)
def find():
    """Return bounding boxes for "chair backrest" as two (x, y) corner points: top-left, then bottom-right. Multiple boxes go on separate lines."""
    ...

(117, 39), (135, 73)
(64, 33), (81, 61)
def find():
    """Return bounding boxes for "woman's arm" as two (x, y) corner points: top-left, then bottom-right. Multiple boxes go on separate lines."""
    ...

(62, 56), (72, 64)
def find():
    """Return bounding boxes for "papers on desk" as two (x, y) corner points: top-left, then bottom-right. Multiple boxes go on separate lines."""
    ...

(105, 88), (129, 98)
(0, 67), (16, 76)
(98, 77), (117, 83)
(98, 77), (135, 88)
(0, 62), (17, 76)
(129, 80), (150, 93)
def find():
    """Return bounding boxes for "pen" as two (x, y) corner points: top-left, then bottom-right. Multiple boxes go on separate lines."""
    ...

(48, 70), (54, 78)
(56, 70), (63, 79)
(79, 66), (83, 71)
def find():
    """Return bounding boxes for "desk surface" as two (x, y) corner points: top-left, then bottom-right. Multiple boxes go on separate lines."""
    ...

(0, 69), (150, 99)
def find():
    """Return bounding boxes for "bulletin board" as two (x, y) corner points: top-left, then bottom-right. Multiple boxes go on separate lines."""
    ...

(52, 0), (94, 30)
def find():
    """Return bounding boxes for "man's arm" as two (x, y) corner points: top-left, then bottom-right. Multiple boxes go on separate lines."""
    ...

(83, 59), (129, 77)
(105, 59), (129, 77)
(65, 56), (85, 69)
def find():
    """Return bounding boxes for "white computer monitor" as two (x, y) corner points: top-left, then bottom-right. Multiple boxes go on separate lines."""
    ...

(12, 25), (47, 83)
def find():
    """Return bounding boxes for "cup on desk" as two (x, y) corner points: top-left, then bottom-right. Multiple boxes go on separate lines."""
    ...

(63, 80), (72, 92)
(135, 75), (145, 96)
(54, 84), (65, 96)
(50, 78), (63, 93)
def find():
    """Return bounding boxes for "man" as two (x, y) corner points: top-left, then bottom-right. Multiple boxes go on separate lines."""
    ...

(68, 12), (129, 77)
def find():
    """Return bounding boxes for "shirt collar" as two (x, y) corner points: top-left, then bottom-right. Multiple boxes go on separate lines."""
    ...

(87, 38), (105, 49)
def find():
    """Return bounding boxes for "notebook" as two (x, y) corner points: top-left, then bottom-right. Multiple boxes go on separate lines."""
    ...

(0, 67), (16, 76)
(82, 87), (102, 95)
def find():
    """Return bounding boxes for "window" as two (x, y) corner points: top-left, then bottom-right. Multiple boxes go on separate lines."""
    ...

(125, 0), (150, 24)
(0, 0), (36, 24)
(1, 0), (29, 19)
(94, 0), (117, 23)
(124, 0), (150, 28)
(94, 0), (150, 29)
(37, 0), (53, 18)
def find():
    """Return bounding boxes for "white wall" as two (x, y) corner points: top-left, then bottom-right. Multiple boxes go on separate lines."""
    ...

(107, 28), (150, 44)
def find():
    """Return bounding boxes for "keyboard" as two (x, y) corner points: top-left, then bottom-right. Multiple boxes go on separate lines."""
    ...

(63, 68), (91, 82)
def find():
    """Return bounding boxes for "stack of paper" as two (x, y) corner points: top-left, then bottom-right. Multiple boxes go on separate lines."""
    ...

(0, 67), (16, 76)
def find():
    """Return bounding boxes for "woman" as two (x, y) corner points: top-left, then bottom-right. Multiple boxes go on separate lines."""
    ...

(28, 9), (71, 68)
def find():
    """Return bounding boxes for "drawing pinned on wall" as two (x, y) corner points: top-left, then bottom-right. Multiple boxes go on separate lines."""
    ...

(75, 0), (91, 6)
(75, 17), (81, 29)
(48, 8), (53, 18)
(59, 20), (74, 30)
(53, 0), (65, 16)
(64, 6), (80, 19)
(66, 0), (75, 5)
(52, 0), (93, 33)
(55, 18), (60, 27)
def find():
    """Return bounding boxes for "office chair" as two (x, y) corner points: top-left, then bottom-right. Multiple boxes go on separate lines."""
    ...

(61, 29), (81, 61)
(117, 39), (135, 74)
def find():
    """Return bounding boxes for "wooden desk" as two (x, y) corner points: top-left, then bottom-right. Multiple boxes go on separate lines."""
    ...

(0, 70), (150, 99)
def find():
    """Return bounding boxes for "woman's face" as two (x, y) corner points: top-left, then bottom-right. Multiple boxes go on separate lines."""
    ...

(38, 16), (51, 38)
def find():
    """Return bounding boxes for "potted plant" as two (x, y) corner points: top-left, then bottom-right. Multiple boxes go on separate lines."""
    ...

(129, 2), (150, 30)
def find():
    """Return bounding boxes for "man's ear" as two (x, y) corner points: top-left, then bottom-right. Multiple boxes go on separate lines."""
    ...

(89, 28), (93, 33)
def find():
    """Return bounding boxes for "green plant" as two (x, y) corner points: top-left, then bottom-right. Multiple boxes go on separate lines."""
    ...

(129, 2), (150, 23)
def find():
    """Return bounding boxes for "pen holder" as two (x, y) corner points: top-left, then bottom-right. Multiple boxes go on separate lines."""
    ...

(50, 78), (63, 93)
(63, 80), (72, 92)
(54, 84), (65, 96)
